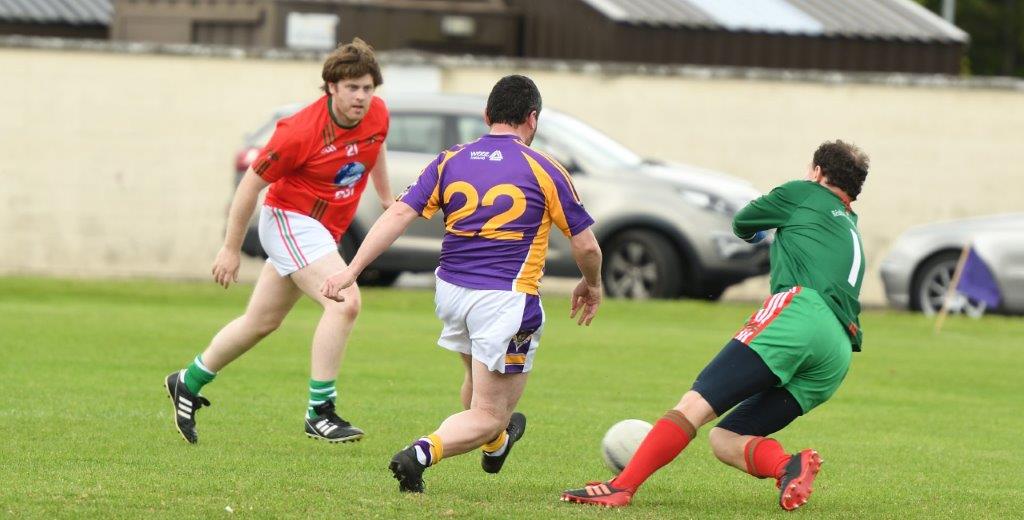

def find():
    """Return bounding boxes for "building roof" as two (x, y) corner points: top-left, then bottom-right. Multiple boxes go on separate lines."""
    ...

(0, 0), (112, 25)
(580, 0), (968, 43)
(279, 0), (509, 13)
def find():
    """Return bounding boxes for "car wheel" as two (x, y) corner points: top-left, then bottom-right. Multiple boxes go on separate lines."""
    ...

(339, 233), (400, 287)
(602, 229), (684, 299)
(911, 251), (987, 317)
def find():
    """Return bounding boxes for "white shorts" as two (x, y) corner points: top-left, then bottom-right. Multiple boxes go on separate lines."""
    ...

(434, 276), (545, 374)
(258, 206), (338, 276)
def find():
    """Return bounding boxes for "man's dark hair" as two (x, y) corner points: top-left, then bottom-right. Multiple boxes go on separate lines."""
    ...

(485, 75), (542, 126)
(813, 140), (869, 200)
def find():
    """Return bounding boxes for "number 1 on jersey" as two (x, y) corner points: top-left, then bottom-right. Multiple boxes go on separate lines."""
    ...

(848, 228), (863, 287)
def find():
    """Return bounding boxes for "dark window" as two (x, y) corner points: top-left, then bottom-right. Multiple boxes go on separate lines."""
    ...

(193, 22), (257, 47)
(389, 114), (445, 153)
(455, 116), (489, 144)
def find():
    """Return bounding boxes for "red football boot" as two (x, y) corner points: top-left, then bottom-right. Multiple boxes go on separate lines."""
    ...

(777, 449), (823, 511)
(561, 481), (634, 508)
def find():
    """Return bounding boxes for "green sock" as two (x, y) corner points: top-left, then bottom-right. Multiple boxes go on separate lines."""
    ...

(182, 355), (216, 394)
(308, 379), (337, 419)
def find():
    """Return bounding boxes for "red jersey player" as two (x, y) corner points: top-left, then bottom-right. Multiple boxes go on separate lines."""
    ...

(164, 38), (393, 445)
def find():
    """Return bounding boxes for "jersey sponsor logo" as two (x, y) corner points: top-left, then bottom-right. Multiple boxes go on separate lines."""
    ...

(469, 150), (503, 161)
(831, 208), (856, 226)
(334, 162), (365, 187)
(333, 161), (366, 199)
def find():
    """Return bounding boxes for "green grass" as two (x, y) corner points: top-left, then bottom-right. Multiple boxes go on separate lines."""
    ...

(1, 277), (1022, 518)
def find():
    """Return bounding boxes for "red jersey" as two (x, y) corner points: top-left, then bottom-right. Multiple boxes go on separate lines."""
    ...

(253, 95), (389, 240)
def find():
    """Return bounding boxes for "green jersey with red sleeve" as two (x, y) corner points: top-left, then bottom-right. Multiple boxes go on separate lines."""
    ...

(733, 180), (865, 350)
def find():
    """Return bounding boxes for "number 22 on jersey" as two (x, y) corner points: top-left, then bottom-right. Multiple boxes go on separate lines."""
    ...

(443, 181), (526, 240)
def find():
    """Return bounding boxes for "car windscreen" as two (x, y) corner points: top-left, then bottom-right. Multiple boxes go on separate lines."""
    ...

(539, 113), (644, 170)
(389, 114), (446, 153)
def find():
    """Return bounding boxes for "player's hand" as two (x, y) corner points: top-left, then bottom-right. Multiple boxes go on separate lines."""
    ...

(211, 246), (241, 289)
(320, 269), (357, 302)
(380, 198), (395, 211)
(743, 230), (767, 244)
(570, 279), (602, 326)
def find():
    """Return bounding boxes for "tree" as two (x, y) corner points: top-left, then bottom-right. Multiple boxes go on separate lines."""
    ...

(916, 0), (1024, 77)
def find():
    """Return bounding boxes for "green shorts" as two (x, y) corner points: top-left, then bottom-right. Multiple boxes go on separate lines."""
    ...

(734, 287), (852, 413)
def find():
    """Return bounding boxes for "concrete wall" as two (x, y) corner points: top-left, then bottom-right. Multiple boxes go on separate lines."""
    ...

(1, 47), (318, 281)
(2, 43), (1022, 305)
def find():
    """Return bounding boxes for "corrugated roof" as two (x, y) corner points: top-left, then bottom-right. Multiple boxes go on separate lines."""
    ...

(687, 0), (823, 33)
(579, 0), (968, 43)
(0, 0), (112, 25)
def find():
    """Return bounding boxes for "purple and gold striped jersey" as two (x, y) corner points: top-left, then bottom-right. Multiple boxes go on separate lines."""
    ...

(400, 134), (594, 295)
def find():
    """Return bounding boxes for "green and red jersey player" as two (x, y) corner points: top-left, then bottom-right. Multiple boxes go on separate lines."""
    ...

(562, 141), (870, 511)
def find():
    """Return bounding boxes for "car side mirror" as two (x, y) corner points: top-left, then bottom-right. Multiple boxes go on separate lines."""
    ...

(561, 157), (582, 174)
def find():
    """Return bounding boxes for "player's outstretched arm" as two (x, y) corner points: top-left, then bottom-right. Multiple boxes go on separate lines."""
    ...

(320, 201), (419, 302)
(732, 182), (801, 242)
(213, 167), (270, 289)
(369, 143), (394, 210)
(569, 228), (602, 326)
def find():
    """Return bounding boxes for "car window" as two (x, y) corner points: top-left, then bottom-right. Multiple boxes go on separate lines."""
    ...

(456, 116), (489, 144)
(388, 114), (445, 153)
(541, 113), (643, 170)
(526, 131), (583, 173)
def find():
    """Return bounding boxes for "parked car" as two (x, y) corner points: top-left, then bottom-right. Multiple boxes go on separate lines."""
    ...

(234, 94), (770, 299)
(880, 213), (1024, 315)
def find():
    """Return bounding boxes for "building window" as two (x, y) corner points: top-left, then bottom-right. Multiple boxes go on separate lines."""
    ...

(285, 12), (339, 50)
(193, 22), (257, 46)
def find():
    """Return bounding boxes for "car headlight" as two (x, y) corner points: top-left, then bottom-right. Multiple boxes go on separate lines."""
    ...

(677, 188), (736, 216)
(711, 231), (769, 259)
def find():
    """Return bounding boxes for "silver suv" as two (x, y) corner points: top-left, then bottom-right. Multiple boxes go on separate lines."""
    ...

(236, 94), (769, 299)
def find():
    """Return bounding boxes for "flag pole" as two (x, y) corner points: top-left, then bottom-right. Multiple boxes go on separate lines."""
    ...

(934, 243), (971, 334)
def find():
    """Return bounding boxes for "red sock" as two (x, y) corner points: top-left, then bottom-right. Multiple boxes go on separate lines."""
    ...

(743, 437), (790, 479)
(612, 410), (695, 491)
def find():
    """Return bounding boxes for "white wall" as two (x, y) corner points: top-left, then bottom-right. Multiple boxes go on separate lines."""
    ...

(3, 46), (1022, 304)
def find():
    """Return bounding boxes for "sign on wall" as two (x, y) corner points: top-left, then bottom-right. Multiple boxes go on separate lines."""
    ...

(285, 12), (339, 50)
(380, 65), (442, 94)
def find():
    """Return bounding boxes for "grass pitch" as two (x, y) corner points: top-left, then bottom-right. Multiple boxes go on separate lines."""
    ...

(1, 277), (1022, 518)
